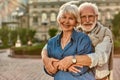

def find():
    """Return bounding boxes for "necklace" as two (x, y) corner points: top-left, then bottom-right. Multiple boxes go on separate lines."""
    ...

(61, 36), (71, 49)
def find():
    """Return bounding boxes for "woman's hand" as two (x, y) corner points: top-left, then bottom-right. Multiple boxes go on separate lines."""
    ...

(68, 64), (82, 73)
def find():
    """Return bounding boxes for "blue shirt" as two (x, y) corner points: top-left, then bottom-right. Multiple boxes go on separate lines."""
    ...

(46, 29), (95, 80)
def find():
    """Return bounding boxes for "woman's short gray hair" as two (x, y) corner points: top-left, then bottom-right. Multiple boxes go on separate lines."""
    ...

(78, 2), (99, 15)
(57, 3), (80, 25)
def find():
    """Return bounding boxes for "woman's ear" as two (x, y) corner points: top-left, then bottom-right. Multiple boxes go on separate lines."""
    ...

(57, 18), (60, 24)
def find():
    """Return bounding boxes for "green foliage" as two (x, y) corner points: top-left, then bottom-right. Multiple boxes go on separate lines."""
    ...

(114, 40), (120, 48)
(10, 30), (17, 45)
(48, 28), (58, 38)
(0, 27), (36, 48)
(17, 28), (36, 44)
(0, 27), (10, 47)
(112, 12), (120, 40)
(114, 39), (120, 54)
(11, 43), (45, 55)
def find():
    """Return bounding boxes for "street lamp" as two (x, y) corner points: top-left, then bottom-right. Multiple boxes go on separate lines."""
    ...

(15, 35), (21, 47)
(12, 7), (24, 28)
(12, 7), (24, 47)
(0, 37), (3, 46)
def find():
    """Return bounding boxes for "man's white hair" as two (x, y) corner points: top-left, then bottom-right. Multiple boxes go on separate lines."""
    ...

(66, 1), (79, 4)
(78, 2), (99, 15)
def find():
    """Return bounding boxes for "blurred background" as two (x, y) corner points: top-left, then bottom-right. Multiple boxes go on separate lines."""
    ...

(0, 0), (120, 80)
(0, 0), (120, 53)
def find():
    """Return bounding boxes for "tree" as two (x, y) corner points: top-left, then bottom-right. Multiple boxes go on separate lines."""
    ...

(111, 12), (120, 40)
(48, 28), (58, 38)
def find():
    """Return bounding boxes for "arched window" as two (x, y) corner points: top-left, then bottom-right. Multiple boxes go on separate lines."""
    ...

(33, 16), (38, 24)
(32, 12), (38, 25)
(98, 12), (101, 20)
(41, 12), (47, 23)
(50, 12), (56, 22)
(106, 11), (111, 20)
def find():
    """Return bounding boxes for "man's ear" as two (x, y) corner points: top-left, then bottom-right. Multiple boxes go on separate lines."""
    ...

(96, 15), (98, 20)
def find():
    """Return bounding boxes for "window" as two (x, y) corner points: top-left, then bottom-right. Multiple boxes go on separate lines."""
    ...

(33, 16), (38, 24)
(42, 13), (47, 23)
(50, 13), (56, 22)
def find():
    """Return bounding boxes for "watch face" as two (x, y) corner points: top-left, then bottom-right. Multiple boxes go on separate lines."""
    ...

(72, 58), (76, 63)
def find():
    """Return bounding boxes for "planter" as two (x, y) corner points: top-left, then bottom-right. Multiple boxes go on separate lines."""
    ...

(10, 44), (44, 58)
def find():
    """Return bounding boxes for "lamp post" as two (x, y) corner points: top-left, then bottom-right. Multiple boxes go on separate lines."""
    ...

(12, 7), (23, 28)
(12, 7), (24, 47)
(0, 37), (3, 46)
(8, 32), (12, 46)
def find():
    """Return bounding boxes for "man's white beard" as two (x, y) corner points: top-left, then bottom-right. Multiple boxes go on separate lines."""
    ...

(80, 21), (97, 32)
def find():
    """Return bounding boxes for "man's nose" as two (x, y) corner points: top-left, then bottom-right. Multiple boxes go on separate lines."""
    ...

(86, 16), (89, 22)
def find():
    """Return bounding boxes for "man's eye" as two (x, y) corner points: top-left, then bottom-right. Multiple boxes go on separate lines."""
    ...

(81, 16), (86, 19)
(88, 15), (94, 18)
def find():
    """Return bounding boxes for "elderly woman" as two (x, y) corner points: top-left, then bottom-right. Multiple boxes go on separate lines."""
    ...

(42, 3), (95, 80)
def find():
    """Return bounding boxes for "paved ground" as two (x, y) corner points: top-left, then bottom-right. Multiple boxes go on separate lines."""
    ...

(0, 49), (53, 80)
(0, 49), (120, 80)
(113, 58), (120, 80)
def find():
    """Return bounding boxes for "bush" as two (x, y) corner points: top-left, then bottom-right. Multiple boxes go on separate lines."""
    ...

(114, 40), (120, 54)
(0, 27), (10, 46)
(16, 28), (36, 45)
(11, 43), (45, 56)
(112, 12), (120, 40)
(114, 40), (120, 48)
(48, 28), (58, 38)
(0, 27), (36, 48)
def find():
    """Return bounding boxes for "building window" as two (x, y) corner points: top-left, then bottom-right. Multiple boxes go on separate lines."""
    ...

(50, 13), (56, 22)
(33, 5), (37, 8)
(51, 5), (55, 8)
(98, 12), (101, 20)
(42, 5), (46, 8)
(41, 13), (48, 25)
(33, 16), (38, 25)
(106, 11), (111, 20)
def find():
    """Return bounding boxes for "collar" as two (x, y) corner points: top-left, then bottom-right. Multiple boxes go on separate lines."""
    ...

(56, 29), (77, 46)
(90, 22), (102, 34)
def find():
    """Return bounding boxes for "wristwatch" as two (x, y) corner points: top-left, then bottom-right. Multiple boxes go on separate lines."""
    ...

(72, 55), (77, 64)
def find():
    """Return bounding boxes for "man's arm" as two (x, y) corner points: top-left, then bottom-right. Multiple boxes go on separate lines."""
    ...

(41, 45), (59, 75)
(75, 54), (92, 66)
(68, 35), (112, 73)
(71, 36), (112, 67)
(88, 36), (112, 67)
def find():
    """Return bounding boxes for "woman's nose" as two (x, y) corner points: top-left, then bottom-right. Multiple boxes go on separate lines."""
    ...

(64, 19), (69, 24)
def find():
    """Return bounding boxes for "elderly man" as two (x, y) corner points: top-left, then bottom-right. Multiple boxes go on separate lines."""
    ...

(42, 2), (113, 80)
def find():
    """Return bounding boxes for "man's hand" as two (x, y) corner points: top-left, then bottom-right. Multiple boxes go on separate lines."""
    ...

(43, 57), (59, 75)
(58, 56), (73, 71)
(42, 49), (59, 75)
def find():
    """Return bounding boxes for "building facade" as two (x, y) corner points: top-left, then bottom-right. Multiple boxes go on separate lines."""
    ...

(28, 0), (120, 40)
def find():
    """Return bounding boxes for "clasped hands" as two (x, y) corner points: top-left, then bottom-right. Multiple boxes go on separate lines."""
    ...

(43, 56), (81, 75)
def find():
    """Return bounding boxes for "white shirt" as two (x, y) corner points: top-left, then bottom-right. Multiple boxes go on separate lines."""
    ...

(88, 36), (112, 79)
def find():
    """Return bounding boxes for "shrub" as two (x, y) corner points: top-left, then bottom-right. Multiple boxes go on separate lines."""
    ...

(48, 28), (58, 38)
(0, 27), (36, 48)
(11, 43), (45, 56)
